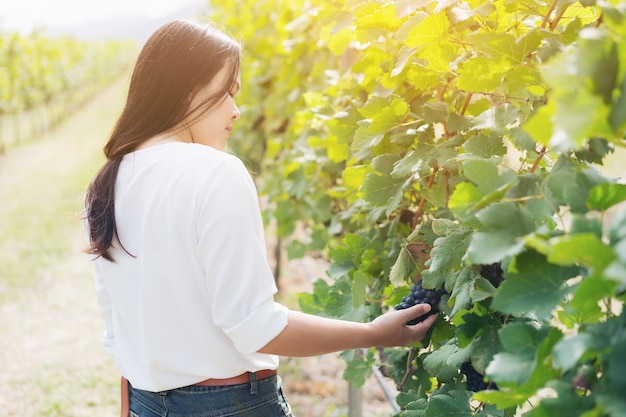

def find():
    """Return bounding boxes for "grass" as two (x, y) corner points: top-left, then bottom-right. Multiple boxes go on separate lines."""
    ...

(0, 78), (127, 302)
(0, 76), (129, 416)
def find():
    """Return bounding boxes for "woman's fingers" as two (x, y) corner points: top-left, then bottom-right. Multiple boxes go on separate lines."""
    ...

(401, 303), (432, 325)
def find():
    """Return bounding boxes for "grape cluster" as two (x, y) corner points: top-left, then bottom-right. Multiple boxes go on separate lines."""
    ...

(394, 281), (446, 325)
(479, 262), (504, 288)
(461, 362), (497, 392)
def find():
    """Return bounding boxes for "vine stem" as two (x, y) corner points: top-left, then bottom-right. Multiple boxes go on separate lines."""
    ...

(549, 4), (569, 31)
(530, 145), (547, 173)
(412, 162), (439, 229)
(460, 92), (473, 116)
(397, 347), (419, 393)
(541, 0), (559, 29)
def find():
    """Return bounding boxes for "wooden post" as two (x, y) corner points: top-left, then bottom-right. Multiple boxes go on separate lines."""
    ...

(348, 381), (362, 417)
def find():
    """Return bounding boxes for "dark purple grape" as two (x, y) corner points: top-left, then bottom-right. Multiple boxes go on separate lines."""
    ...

(394, 281), (446, 325)
(479, 263), (504, 288)
(460, 362), (497, 392)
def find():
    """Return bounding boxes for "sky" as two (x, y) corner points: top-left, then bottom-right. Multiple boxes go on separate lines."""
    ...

(0, 0), (207, 36)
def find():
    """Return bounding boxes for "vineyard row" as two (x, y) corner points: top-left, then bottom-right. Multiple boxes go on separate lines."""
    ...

(0, 29), (136, 152)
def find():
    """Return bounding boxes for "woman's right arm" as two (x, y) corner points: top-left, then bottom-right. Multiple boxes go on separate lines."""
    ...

(258, 304), (437, 357)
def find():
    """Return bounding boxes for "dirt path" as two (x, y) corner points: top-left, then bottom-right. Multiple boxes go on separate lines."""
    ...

(0, 81), (400, 417)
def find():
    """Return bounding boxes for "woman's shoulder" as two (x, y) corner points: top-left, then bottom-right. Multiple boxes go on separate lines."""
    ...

(176, 144), (251, 182)
(185, 144), (246, 171)
(132, 142), (241, 166)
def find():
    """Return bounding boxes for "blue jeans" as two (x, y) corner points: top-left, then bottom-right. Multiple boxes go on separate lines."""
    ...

(128, 373), (294, 417)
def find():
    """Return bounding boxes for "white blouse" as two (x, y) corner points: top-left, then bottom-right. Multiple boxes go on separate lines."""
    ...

(92, 142), (289, 392)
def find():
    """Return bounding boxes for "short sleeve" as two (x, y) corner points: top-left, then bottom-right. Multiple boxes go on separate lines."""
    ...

(194, 155), (288, 354)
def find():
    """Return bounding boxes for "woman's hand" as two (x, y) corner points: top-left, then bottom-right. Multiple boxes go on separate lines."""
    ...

(366, 303), (438, 347)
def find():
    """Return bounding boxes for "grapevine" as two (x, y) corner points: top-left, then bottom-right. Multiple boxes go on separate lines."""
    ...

(209, 1), (626, 416)
(0, 30), (135, 151)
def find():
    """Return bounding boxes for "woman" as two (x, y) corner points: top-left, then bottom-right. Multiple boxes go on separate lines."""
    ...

(84, 18), (436, 417)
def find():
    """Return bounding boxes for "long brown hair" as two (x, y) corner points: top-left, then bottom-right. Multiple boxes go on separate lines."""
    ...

(85, 19), (241, 261)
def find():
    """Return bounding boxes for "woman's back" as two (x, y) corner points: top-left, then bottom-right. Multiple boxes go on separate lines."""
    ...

(94, 142), (288, 392)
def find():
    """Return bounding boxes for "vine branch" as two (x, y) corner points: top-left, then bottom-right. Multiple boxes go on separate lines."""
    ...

(397, 347), (419, 393)
(541, 0), (559, 29)
(530, 145), (547, 173)
(412, 161), (439, 229)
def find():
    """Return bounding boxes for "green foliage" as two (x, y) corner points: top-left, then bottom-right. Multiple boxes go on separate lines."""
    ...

(210, 0), (626, 415)
(0, 29), (135, 133)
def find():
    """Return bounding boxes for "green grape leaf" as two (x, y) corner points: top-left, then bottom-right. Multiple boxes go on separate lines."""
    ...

(574, 137), (613, 164)
(286, 239), (307, 259)
(425, 392), (472, 417)
(372, 153), (401, 174)
(471, 104), (520, 132)
(419, 39), (458, 74)
(491, 251), (579, 320)
(449, 268), (474, 317)
(392, 45), (418, 76)
(476, 202), (536, 235)
(358, 95), (409, 133)
(536, 28), (619, 149)
(462, 159), (502, 194)
(352, 124), (385, 151)
(391, 148), (427, 177)
(361, 172), (406, 215)
(353, 1), (401, 31)
(587, 182), (626, 211)
(470, 277), (497, 302)
(552, 333), (595, 371)
(429, 230), (473, 272)
(485, 352), (534, 385)
(352, 270), (368, 308)
(507, 126), (539, 152)
(499, 322), (547, 356)
(457, 56), (506, 92)
(455, 303), (499, 346)
(404, 12), (449, 48)
(449, 182), (483, 221)
(608, 333), (626, 392)
(569, 276), (618, 322)
(466, 231), (525, 265)
(471, 31), (540, 65)
(298, 279), (330, 316)
(463, 133), (507, 158)
(523, 101), (554, 145)
(422, 180), (449, 208)
(324, 277), (369, 321)
(423, 342), (469, 374)
(465, 202), (535, 263)
(522, 381), (597, 417)
(342, 165), (370, 192)
(608, 209), (626, 243)
(389, 246), (418, 286)
(557, 302), (603, 328)
(610, 77), (626, 132)
(341, 350), (374, 387)
(473, 389), (534, 410)
(546, 233), (615, 270)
